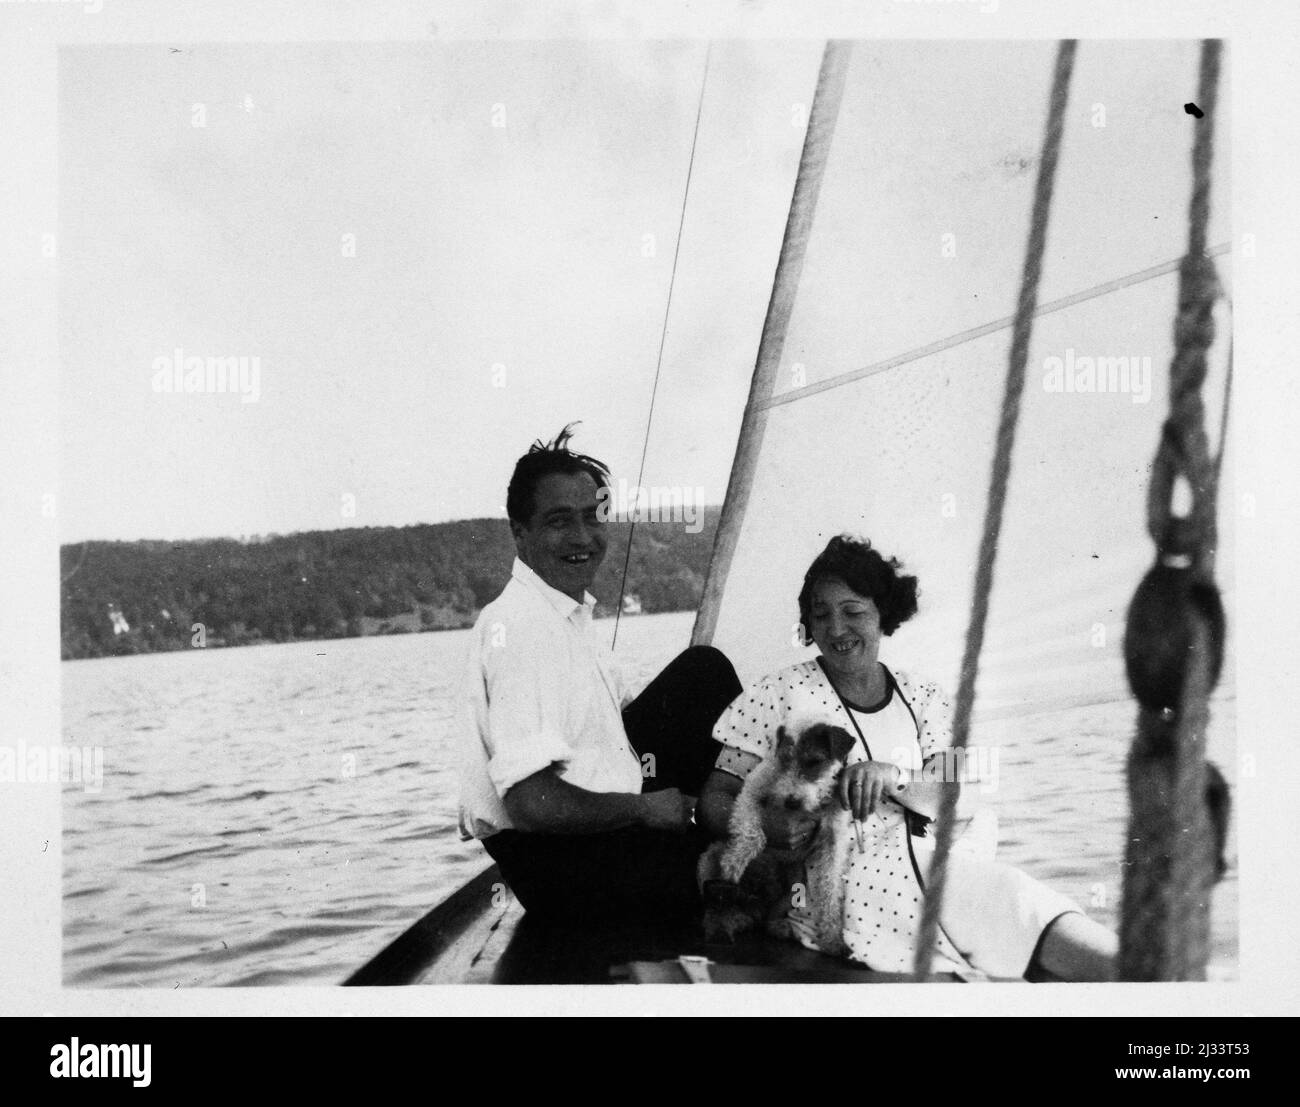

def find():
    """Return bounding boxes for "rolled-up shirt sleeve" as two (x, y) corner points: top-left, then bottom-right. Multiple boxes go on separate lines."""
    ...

(712, 677), (781, 781)
(481, 625), (575, 796)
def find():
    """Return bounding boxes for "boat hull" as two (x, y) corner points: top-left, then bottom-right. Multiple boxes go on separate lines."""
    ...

(345, 864), (977, 985)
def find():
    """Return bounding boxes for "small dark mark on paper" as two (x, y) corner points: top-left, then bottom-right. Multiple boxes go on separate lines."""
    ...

(1185, 102), (1204, 118)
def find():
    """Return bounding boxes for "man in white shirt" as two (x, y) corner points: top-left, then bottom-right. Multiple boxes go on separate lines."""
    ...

(457, 426), (741, 921)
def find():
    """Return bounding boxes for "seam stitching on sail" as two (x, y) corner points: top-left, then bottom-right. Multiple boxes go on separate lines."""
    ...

(761, 242), (1232, 412)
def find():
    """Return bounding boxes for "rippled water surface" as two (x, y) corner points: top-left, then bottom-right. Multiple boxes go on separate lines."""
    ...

(62, 611), (1236, 986)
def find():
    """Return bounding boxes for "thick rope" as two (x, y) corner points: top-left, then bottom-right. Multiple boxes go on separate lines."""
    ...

(912, 40), (1077, 980)
(1142, 42), (1222, 580)
(1207, 333), (1233, 577)
(612, 44), (711, 649)
(1119, 39), (1226, 981)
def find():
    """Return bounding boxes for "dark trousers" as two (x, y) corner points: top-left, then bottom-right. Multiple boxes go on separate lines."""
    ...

(482, 645), (741, 921)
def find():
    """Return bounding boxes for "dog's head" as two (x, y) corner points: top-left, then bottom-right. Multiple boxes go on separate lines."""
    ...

(767, 720), (857, 815)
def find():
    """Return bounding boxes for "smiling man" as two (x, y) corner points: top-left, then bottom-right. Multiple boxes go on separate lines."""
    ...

(456, 425), (742, 922)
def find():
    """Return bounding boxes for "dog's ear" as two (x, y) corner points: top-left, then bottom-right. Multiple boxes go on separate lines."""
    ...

(803, 723), (856, 764)
(774, 725), (795, 764)
(825, 725), (857, 764)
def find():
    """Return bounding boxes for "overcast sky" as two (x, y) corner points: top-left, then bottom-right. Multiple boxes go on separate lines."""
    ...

(59, 39), (821, 542)
(59, 38), (1231, 571)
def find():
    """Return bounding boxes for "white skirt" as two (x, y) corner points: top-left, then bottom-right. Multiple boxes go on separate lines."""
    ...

(912, 842), (1082, 978)
(833, 810), (1082, 978)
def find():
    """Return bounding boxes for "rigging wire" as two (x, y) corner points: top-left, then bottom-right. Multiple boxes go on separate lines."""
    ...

(612, 43), (712, 650)
(61, 542), (90, 585)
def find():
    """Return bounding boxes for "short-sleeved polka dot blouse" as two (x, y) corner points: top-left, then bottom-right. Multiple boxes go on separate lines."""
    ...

(712, 659), (969, 972)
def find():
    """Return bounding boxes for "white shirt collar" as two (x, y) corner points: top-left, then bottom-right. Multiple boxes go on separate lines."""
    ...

(510, 557), (596, 620)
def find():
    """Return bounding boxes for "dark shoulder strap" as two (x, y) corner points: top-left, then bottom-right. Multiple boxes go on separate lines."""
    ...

(884, 665), (920, 733)
(816, 657), (874, 760)
(879, 666), (932, 840)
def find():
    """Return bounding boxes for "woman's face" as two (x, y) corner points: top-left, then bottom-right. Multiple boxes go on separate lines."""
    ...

(806, 577), (883, 680)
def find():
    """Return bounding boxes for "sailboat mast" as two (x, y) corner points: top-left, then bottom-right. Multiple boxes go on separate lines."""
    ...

(691, 41), (851, 647)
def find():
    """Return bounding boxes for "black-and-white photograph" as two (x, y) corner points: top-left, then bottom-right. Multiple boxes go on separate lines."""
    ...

(3, 0), (1297, 1033)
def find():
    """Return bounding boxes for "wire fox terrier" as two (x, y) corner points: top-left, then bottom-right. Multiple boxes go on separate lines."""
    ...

(699, 716), (856, 957)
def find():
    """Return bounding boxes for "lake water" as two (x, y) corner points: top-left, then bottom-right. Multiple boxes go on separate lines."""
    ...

(61, 611), (1237, 986)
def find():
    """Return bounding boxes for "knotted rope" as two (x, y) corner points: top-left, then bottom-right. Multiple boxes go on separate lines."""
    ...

(912, 40), (1078, 980)
(1119, 39), (1228, 981)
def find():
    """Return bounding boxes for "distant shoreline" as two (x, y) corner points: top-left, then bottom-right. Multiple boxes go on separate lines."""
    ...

(60, 514), (717, 661)
(57, 600), (677, 661)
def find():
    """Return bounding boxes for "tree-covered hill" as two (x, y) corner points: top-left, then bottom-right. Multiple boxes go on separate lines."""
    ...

(60, 514), (719, 660)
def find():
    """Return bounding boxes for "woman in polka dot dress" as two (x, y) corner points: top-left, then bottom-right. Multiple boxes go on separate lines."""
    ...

(697, 535), (1119, 981)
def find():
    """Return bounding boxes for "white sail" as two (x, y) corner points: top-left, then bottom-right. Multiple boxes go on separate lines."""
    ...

(700, 41), (1234, 717)
(686, 39), (1236, 975)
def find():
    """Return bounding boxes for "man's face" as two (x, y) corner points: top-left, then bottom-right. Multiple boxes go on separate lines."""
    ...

(511, 470), (608, 602)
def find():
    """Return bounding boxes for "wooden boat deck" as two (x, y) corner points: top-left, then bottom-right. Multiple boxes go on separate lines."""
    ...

(344, 865), (981, 985)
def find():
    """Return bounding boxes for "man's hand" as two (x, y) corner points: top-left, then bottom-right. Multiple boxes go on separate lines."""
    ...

(638, 788), (696, 832)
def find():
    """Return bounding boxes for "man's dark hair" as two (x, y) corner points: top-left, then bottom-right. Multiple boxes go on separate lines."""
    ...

(797, 534), (919, 639)
(506, 423), (612, 526)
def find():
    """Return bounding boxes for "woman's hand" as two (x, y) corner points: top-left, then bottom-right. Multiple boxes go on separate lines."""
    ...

(838, 760), (902, 822)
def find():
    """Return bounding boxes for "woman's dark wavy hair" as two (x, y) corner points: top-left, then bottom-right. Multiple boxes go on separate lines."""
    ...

(797, 535), (919, 640)
(505, 423), (611, 526)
